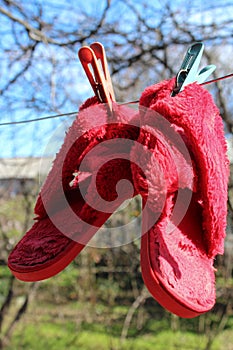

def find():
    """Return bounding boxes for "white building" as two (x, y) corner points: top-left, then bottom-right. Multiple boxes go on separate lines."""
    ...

(0, 157), (53, 196)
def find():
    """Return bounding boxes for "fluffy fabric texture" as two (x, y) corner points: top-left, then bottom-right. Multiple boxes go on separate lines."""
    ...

(139, 78), (229, 257)
(131, 78), (229, 317)
(8, 77), (229, 317)
(8, 98), (139, 281)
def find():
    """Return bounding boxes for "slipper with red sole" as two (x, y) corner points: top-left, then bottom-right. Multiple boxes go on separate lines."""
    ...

(8, 98), (140, 282)
(131, 78), (229, 318)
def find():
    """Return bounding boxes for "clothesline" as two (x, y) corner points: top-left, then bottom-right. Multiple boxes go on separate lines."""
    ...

(0, 101), (138, 127)
(0, 111), (78, 126)
(0, 72), (232, 127)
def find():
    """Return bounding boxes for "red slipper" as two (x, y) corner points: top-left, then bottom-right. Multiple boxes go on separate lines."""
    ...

(8, 99), (139, 281)
(131, 78), (229, 318)
(8, 78), (229, 319)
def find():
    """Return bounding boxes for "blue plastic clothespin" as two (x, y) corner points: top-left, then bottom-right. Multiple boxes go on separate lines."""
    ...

(171, 42), (216, 96)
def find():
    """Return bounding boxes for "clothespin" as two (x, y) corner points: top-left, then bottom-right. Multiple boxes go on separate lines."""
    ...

(78, 42), (115, 111)
(171, 42), (216, 96)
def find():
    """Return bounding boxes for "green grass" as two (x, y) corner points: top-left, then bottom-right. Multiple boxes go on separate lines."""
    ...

(8, 322), (228, 350)
(5, 300), (233, 350)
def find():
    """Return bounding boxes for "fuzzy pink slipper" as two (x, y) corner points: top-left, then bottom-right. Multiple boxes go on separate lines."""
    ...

(8, 98), (139, 281)
(131, 78), (229, 318)
(8, 79), (229, 319)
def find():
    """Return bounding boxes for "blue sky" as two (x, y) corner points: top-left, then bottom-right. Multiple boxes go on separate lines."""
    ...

(0, 0), (232, 158)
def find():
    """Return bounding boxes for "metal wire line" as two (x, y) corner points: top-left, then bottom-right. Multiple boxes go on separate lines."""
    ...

(0, 73), (232, 127)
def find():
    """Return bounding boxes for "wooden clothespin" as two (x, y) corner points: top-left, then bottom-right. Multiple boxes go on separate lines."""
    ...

(78, 42), (115, 111)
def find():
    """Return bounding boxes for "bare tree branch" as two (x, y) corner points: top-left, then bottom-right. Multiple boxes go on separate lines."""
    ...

(121, 287), (149, 341)
(0, 6), (56, 43)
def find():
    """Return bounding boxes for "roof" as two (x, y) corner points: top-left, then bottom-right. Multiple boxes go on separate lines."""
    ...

(0, 157), (53, 180)
(227, 137), (233, 164)
(0, 138), (232, 181)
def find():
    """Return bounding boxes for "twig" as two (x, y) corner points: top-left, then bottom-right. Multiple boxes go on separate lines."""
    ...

(120, 287), (149, 341)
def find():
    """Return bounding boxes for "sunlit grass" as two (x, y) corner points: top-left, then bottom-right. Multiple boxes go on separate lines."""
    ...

(8, 324), (224, 350)
(6, 300), (233, 350)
